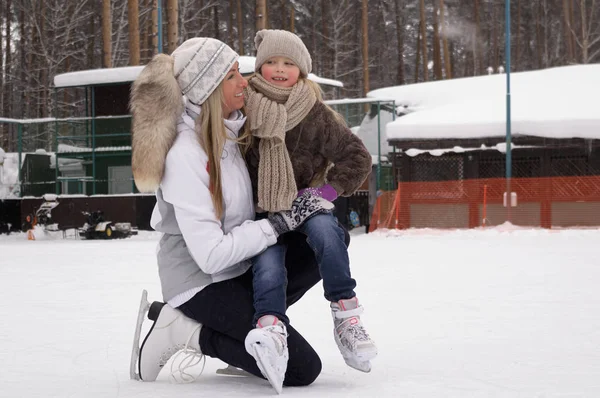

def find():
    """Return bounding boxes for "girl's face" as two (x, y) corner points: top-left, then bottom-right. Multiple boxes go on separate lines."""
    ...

(221, 62), (248, 117)
(260, 56), (301, 88)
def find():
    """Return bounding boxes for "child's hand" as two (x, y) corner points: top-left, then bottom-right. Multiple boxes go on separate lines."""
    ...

(267, 191), (334, 236)
(297, 184), (338, 202)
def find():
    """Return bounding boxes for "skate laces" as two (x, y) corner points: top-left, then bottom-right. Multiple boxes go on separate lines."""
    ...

(261, 324), (288, 355)
(168, 324), (205, 384)
(337, 317), (371, 346)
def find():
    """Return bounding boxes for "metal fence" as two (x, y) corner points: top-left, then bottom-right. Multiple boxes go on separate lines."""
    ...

(1, 98), (394, 198)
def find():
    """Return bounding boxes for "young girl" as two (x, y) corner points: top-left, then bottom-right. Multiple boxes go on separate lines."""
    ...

(243, 29), (377, 386)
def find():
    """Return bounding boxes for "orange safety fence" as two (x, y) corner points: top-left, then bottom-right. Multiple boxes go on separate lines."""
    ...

(369, 175), (600, 231)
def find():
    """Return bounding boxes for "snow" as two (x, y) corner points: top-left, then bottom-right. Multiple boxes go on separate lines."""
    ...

(0, 152), (22, 198)
(54, 66), (145, 88)
(54, 57), (344, 88)
(1, 226), (599, 397)
(367, 64), (600, 141)
(58, 143), (132, 153)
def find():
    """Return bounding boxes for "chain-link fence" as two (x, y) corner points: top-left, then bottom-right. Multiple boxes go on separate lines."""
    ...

(2, 98), (395, 198)
(0, 115), (133, 197)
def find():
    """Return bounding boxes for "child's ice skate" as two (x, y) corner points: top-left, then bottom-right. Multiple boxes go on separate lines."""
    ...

(244, 315), (289, 394)
(331, 297), (377, 373)
(130, 290), (204, 382)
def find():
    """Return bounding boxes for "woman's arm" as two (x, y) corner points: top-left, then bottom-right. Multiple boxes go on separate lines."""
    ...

(160, 135), (277, 275)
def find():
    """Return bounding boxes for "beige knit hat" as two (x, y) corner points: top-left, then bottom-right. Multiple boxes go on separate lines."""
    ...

(172, 37), (238, 105)
(254, 29), (312, 77)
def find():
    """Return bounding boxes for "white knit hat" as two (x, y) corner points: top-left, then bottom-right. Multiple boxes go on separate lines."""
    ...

(254, 29), (312, 77)
(172, 38), (238, 105)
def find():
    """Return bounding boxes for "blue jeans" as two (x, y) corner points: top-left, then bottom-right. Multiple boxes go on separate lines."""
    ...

(252, 213), (356, 326)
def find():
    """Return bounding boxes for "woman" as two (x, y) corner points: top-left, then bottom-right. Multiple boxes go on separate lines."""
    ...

(129, 38), (338, 390)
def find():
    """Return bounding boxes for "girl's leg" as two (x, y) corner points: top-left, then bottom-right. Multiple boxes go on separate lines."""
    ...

(297, 213), (356, 302)
(251, 243), (288, 325)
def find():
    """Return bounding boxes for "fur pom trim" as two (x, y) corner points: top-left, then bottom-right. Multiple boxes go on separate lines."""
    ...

(130, 54), (184, 192)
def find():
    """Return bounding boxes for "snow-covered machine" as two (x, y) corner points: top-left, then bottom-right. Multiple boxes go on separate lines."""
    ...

(79, 210), (137, 239)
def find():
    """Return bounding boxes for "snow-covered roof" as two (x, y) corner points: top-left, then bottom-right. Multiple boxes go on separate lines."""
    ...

(54, 56), (344, 88)
(54, 66), (144, 88)
(367, 64), (600, 141)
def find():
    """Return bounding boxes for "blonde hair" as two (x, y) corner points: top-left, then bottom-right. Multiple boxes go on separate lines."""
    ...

(303, 78), (347, 126)
(198, 85), (252, 220)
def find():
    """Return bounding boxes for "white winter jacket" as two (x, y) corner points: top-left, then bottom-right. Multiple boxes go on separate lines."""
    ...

(151, 109), (277, 307)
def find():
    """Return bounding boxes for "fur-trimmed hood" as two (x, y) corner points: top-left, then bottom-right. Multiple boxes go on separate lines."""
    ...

(130, 54), (183, 193)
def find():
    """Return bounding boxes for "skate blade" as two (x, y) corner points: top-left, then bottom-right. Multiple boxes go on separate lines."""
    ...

(216, 365), (252, 377)
(355, 346), (378, 362)
(130, 289), (150, 380)
(250, 344), (284, 394)
(344, 357), (372, 373)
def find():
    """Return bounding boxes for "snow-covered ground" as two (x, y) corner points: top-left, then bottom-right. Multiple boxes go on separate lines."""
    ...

(1, 226), (599, 397)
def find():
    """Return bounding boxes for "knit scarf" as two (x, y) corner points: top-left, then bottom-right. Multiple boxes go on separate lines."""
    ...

(244, 74), (317, 211)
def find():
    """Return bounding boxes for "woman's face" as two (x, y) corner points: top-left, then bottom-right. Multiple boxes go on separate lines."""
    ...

(221, 62), (248, 117)
(260, 56), (301, 88)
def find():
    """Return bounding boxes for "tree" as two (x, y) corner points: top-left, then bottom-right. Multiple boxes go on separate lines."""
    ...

(102, 0), (112, 67)
(394, 0), (406, 85)
(237, 0), (245, 54)
(361, 0), (370, 96)
(128, 0), (140, 65)
(419, 0), (428, 81)
(166, 0), (178, 53)
(256, 0), (266, 31)
(432, 0), (443, 80)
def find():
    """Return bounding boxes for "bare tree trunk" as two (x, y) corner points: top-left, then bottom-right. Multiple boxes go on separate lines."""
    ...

(290, 3), (295, 33)
(27, 7), (36, 119)
(19, 7), (27, 117)
(432, 0), (443, 80)
(322, 0), (330, 73)
(152, 0), (159, 55)
(515, 0), (521, 71)
(473, 0), (481, 74)
(89, 6), (97, 67)
(419, 0), (429, 81)
(0, 2), (4, 107)
(213, 5), (220, 40)
(228, 0), (235, 48)
(280, 0), (287, 30)
(569, 0), (577, 60)
(237, 0), (244, 55)
(128, 0), (141, 65)
(265, 0), (269, 29)
(361, 0), (369, 96)
(491, 0), (499, 71)
(102, 0), (112, 67)
(256, 0), (266, 31)
(580, 0), (588, 62)
(562, 0), (574, 62)
(167, 0), (178, 53)
(535, 0), (543, 68)
(440, 0), (452, 78)
(39, 1), (48, 119)
(0, 0), (14, 121)
(395, 0), (405, 85)
(0, 1), (4, 149)
(311, 2), (318, 73)
(415, 21), (421, 82)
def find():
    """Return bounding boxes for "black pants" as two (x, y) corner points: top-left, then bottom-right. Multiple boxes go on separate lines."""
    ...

(178, 229), (349, 387)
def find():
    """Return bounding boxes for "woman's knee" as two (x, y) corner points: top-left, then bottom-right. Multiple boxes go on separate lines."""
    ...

(285, 352), (322, 386)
